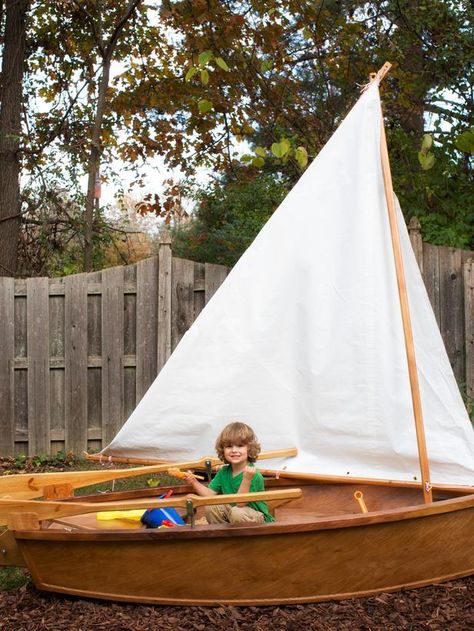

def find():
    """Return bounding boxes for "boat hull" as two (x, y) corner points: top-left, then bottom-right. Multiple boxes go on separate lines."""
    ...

(15, 497), (474, 605)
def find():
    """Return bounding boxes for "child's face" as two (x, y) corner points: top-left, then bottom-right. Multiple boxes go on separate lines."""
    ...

(223, 443), (249, 466)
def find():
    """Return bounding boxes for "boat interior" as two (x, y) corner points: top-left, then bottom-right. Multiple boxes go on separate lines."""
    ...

(35, 475), (472, 534)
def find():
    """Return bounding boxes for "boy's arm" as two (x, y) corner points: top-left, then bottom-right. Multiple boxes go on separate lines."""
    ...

(235, 465), (258, 504)
(184, 472), (217, 497)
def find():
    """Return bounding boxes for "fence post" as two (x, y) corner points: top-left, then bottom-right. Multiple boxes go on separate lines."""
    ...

(157, 230), (172, 373)
(464, 259), (474, 398)
(408, 217), (423, 274)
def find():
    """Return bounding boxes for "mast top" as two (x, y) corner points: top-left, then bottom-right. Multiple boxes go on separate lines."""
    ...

(369, 61), (392, 85)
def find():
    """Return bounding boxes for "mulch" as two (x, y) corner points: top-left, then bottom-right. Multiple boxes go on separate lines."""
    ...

(0, 577), (472, 631)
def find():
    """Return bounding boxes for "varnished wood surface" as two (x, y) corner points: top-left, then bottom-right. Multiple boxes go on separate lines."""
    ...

(258, 470), (473, 495)
(14, 491), (474, 541)
(0, 449), (297, 499)
(15, 493), (474, 605)
(0, 488), (302, 526)
(0, 529), (26, 567)
(380, 96), (432, 503)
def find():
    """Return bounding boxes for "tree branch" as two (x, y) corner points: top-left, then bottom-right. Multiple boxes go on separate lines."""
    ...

(424, 104), (470, 123)
(104, 0), (144, 62)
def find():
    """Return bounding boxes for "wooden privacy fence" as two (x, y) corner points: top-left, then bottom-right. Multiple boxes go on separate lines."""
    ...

(0, 224), (472, 457)
(0, 235), (228, 457)
(408, 219), (473, 397)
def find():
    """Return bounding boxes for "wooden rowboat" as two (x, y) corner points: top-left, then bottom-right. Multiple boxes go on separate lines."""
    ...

(2, 476), (473, 605)
(1, 64), (473, 604)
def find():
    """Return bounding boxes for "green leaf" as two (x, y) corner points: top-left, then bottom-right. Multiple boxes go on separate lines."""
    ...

(294, 146), (308, 168)
(201, 69), (209, 85)
(198, 99), (213, 114)
(215, 57), (229, 72)
(198, 50), (213, 67)
(271, 139), (291, 158)
(261, 59), (273, 73)
(252, 156), (265, 167)
(185, 66), (197, 82)
(303, 27), (312, 40)
(241, 154), (253, 163)
(420, 134), (432, 153)
(455, 130), (474, 154)
(271, 142), (283, 158)
(255, 146), (267, 157)
(418, 151), (435, 170)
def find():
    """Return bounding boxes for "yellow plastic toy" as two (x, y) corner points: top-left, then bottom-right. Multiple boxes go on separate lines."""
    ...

(96, 510), (145, 522)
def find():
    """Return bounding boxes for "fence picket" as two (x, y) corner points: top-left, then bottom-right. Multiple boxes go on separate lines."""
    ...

(438, 247), (464, 383)
(0, 278), (14, 455)
(194, 262), (205, 319)
(408, 217), (423, 273)
(464, 260), (474, 398)
(65, 274), (88, 454)
(26, 277), (50, 455)
(205, 262), (228, 303)
(422, 243), (440, 327)
(101, 266), (125, 443)
(136, 257), (158, 403)
(171, 258), (195, 351)
(157, 234), (172, 372)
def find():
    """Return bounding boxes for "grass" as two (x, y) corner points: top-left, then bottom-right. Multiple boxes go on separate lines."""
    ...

(0, 567), (31, 591)
(1, 452), (185, 495)
(74, 473), (182, 496)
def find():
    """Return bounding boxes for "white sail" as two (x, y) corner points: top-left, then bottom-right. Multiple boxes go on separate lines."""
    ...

(104, 82), (474, 486)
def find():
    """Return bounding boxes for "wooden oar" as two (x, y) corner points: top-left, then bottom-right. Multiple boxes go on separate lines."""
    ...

(0, 448), (297, 500)
(85, 447), (297, 466)
(0, 488), (302, 527)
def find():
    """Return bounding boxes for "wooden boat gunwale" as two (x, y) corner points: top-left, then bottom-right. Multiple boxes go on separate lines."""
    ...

(12, 484), (474, 541)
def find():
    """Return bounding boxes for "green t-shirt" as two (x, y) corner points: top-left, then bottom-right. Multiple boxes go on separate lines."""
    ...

(208, 465), (275, 522)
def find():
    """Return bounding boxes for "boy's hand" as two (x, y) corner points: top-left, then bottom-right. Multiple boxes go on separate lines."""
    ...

(184, 471), (196, 484)
(242, 465), (256, 481)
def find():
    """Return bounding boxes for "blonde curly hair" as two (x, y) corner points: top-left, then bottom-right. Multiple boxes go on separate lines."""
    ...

(215, 422), (261, 463)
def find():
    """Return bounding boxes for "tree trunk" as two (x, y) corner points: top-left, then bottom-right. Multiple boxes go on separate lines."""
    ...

(83, 58), (111, 272)
(82, 0), (143, 272)
(0, 0), (28, 277)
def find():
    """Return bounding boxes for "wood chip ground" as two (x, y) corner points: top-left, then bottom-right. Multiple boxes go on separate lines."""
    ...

(0, 577), (472, 630)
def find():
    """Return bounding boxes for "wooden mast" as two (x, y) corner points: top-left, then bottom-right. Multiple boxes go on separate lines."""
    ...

(373, 62), (433, 503)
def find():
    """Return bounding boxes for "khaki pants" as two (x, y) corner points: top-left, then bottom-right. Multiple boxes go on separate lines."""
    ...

(205, 504), (265, 525)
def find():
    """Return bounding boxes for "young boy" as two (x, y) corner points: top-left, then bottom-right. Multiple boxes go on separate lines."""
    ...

(184, 421), (275, 524)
